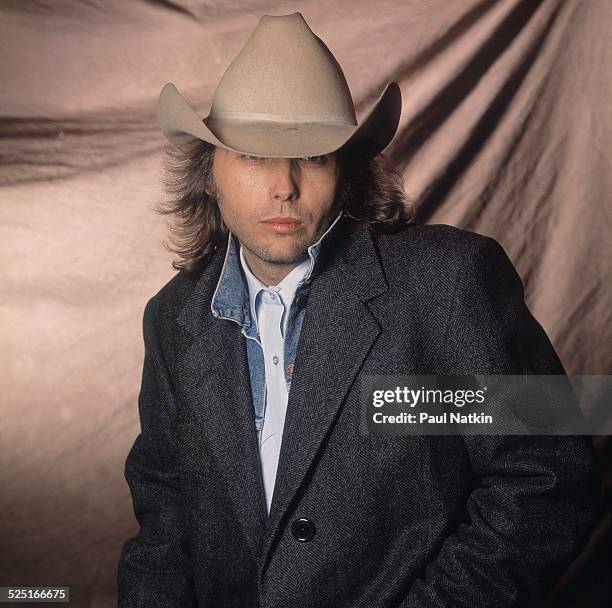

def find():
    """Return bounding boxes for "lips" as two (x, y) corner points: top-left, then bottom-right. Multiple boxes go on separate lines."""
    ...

(261, 217), (302, 224)
(260, 217), (303, 233)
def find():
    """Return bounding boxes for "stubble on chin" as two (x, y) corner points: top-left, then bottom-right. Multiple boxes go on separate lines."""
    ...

(239, 236), (310, 267)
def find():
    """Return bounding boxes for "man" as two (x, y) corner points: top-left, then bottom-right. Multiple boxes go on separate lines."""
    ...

(117, 12), (597, 608)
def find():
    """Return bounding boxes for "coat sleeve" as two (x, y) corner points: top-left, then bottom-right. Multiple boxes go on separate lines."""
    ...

(399, 236), (599, 608)
(117, 297), (197, 607)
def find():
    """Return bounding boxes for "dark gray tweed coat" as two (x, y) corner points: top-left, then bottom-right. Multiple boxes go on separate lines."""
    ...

(117, 216), (597, 608)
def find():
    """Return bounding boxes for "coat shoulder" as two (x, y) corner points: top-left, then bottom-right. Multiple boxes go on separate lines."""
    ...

(143, 264), (206, 331)
(373, 222), (502, 276)
(149, 270), (196, 310)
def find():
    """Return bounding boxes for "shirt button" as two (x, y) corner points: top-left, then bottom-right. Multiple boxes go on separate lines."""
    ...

(286, 363), (294, 377)
(272, 355), (279, 365)
(269, 292), (276, 300)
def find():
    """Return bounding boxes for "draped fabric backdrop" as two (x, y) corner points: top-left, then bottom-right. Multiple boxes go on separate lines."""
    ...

(1, 1), (609, 606)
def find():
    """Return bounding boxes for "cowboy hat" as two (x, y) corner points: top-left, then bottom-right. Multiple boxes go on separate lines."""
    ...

(157, 12), (401, 158)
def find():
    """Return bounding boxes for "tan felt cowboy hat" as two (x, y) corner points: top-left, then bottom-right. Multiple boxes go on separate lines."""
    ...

(157, 12), (402, 158)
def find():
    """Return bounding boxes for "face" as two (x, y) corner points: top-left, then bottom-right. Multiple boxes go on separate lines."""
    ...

(210, 148), (342, 285)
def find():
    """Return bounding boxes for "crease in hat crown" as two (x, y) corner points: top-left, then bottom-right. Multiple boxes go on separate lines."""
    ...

(156, 11), (402, 158)
(208, 13), (357, 127)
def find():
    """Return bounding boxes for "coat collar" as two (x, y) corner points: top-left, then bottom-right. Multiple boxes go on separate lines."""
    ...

(175, 213), (389, 576)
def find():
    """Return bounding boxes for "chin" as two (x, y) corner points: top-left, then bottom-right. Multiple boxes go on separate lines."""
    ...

(264, 244), (308, 265)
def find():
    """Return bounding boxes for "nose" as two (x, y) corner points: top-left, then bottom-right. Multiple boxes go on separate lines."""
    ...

(270, 159), (299, 203)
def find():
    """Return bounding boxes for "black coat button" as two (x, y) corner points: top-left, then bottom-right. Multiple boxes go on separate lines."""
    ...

(291, 517), (316, 542)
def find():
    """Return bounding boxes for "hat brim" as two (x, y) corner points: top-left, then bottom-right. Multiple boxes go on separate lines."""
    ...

(157, 81), (401, 158)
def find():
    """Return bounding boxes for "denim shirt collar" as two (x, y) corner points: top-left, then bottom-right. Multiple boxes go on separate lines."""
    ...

(210, 211), (343, 327)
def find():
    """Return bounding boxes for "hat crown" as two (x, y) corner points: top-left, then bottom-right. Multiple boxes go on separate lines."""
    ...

(209, 13), (357, 126)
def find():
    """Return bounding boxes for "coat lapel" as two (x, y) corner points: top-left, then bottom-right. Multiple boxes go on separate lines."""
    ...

(258, 218), (389, 576)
